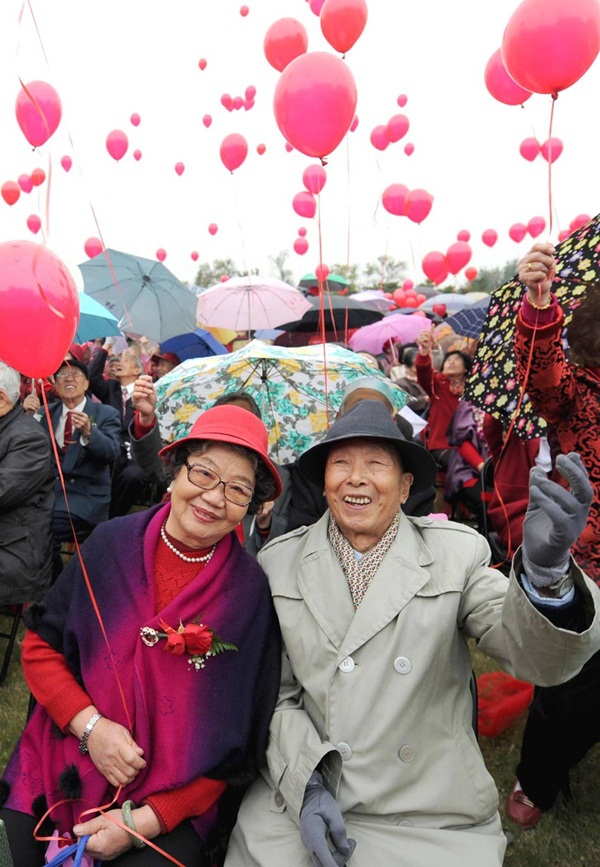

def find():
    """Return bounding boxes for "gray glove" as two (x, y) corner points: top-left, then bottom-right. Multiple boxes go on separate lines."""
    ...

(300, 770), (356, 867)
(522, 452), (592, 587)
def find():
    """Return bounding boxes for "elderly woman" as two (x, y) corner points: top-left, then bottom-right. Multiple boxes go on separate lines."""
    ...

(0, 405), (282, 866)
(224, 399), (600, 867)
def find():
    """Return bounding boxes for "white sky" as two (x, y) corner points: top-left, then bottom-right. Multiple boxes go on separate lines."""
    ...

(0, 0), (599, 292)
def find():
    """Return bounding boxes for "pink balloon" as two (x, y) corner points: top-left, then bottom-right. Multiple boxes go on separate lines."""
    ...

(26, 214), (41, 234)
(156, 249), (167, 261)
(18, 174), (33, 193)
(292, 191), (317, 218)
(221, 275), (230, 282)
(31, 168), (45, 187)
(404, 296), (418, 308)
(84, 237), (103, 258)
(484, 48), (532, 105)
(60, 155), (72, 172)
(527, 215), (546, 238)
(482, 228), (498, 247)
(558, 229), (571, 241)
(133, 149), (142, 161)
(1, 182), (20, 206)
(457, 230), (470, 242)
(0, 240), (79, 377)
(502, 0), (600, 95)
(285, 142), (294, 153)
(349, 115), (359, 132)
(15, 80), (62, 147)
(273, 52), (357, 159)
(382, 183), (409, 217)
(233, 96), (244, 111)
(202, 114), (212, 128)
(404, 189), (434, 224)
(421, 251), (447, 282)
(294, 237), (309, 255)
(264, 18), (308, 71)
(106, 129), (129, 161)
(570, 213), (591, 231)
(540, 137), (563, 162)
(221, 93), (233, 112)
(402, 279), (414, 291)
(509, 223), (528, 243)
(446, 241), (472, 275)
(208, 223), (218, 236)
(315, 264), (330, 281)
(465, 267), (478, 281)
(130, 113), (141, 127)
(392, 288), (405, 306)
(245, 85), (256, 101)
(386, 114), (409, 143)
(433, 270), (448, 287)
(302, 164), (327, 194)
(219, 133), (248, 172)
(240, 5), (249, 16)
(175, 161), (185, 176)
(415, 293), (427, 305)
(298, 227), (307, 237)
(198, 58), (207, 71)
(244, 99), (255, 111)
(404, 142), (414, 156)
(370, 125), (389, 151)
(309, 0), (326, 13)
(191, 251), (199, 261)
(320, 0), (368, 53)
(397, 94), (407, 107)
(256, 143), (266, 155)
(519, 137), (541, 161)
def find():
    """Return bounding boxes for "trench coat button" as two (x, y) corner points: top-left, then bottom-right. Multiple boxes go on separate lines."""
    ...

(274, 791), (284, 807)
(336, 742), (353, 761)
(398, 819), (414, 827)
(394, 656), (412, 674)
(399, 744), (414, 763)
(420, 516), (433, 525)
(339, 657), (355, 673)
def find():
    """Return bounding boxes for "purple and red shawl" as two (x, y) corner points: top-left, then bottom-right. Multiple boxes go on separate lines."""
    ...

(2, 503), (281, 839)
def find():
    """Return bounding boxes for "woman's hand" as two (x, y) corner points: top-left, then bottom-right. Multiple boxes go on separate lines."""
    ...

(73, 805), (161, 860)
(87, 718), (147, 787)
(417, 330), (433, 356)
(518, 243), (555, 304)
(22, 393), (40, 414)
(131, 374), (157, 425)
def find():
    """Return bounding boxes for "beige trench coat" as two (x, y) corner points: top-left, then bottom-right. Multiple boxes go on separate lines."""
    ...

(225, 513), (600, 867)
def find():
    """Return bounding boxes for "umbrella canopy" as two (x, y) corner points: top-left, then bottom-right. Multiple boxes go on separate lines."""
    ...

(196, 275), (311, 331)
(155, 339), (408, 464)
(74, 292), (121, 343)
(350, 290), (393, 312)
(349, 312), (432, 355)
(79, 248), (197, 343)
(431, 322), (478, 355)
(158, 328), (228, 362)
(278, 296), (383, 332)
(418, 293), (478, 313)
(445, 296), (491, 339)
(465, 212), (600, 439)
(299, 272), (349, 294)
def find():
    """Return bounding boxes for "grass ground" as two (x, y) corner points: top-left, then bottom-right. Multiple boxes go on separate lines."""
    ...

(2, 615), (600, 864)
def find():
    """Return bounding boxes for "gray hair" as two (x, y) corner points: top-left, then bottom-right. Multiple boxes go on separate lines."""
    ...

(0, 361), (21, 405)
(121, 352), (144, 373)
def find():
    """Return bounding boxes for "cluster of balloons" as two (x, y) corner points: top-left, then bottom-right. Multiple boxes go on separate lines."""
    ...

(508, 217), (547, 242)
(219, 133), (248, 172)
(390, 284), (427, 309)
(221, 86), (256, 112)
(519, 137), (563, 163)
(1, 168), (47, 206)
(421, 241), (473, 285)
(370, 113), (410, 152)
(382, 184), (434, 224)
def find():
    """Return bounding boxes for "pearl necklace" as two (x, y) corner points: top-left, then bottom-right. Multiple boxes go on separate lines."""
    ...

(160, 522), (216, 564)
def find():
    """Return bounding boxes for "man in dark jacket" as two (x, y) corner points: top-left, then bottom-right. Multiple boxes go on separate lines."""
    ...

(0, 361), (54, 604)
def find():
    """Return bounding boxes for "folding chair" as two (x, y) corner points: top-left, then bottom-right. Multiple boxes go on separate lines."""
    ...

(0, 604), (23, 685)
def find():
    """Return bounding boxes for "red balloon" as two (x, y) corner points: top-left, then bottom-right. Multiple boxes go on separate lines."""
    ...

(433, 271), (448, 287)
(133, 149), (142, 161)
(18, 174), (33, 193)
(156, 249), (167, 262)
(60, 155), (72, 172)
(320, 0), (368, 53)
(233, 96), (244, 111)
(175, 161), (185, 176)
(349, 115), (359, 132)
(370, 125), (389, 151)
(298, 227), (307, 237)
(208, 223), (218, 236)
(432, 303), (447, 317)
(240, 5), (249, 16)
(397, 94), (408, 107)
(221, 94), (233, 112)
(446, 241), (472, 275)
(106, 129), (128, 161)
(421, 251), (447, 282)
(0, 240), (79, 377)
(457, 230), (470, 242)
(130, 113), (141, 127)
(540, 137), (563, 162)
(558, 229), (571, 242)
(404, 142), (414, 156)
(202, 114), (212, 128)
(285, 142), (294, 153)
(294, 237), (309, 255)
(404, 296), (418, 308)
(256, 143), (266, 155)
(1, 182), (20, 206)
(509, 223), (528, 243)
(502, 0), (600, 95)
(302, 164), (327, 194)
(415, 293), (427, 305)
(315, 264), (330, 281)
(482, 228), (498, 247)
(402, 280), (414, 291)
(484, 48), (532, 105)
(464, 267), (478, 281)
(31, 168), (46, 187)
(191, 251), (199, 261)
(264, 18), (308, 71)
(527, 215), (546, 238)
(519, 137), (540, 161)
(84, 237), (103, 258)
(15, 80), (62, 147)
(26, 214), (41, 234)
(292, 191), (317, 218)
(404, 287), (416, 297)
(220, 275), (230, 282)
(570, 213), (591, 231)
(386, 114), (409, 143)
(198, 58), (207, 71)
(382, 183), (408, 217)
(219, 133), (248, 172)
(404, 189), (434, 224)
(310, 0), (326, 13)
(392, 288), (406, 306)
(273, 52), (357, 159)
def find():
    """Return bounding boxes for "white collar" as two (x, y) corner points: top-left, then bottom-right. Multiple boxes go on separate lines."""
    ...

(62, 397), (87, 416)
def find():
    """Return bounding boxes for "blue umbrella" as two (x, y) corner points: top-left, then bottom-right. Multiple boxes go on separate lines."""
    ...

(445, 297), (491, 339)
(159, 328), (228, 362)
(75, 292), (121, 342)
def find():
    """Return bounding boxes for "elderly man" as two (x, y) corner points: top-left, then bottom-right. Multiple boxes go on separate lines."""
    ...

(40, 359), (120, 578)
(0, 361), (54, 605)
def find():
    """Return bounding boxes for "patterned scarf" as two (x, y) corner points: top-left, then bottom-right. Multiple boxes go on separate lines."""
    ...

(328, 510), (401, 609)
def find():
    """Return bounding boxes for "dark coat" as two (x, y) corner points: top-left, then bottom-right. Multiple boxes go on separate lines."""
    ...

(0, 404), (54, 604)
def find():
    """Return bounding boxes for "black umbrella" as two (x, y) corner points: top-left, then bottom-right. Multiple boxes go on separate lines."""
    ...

(278, 296), (383, 332)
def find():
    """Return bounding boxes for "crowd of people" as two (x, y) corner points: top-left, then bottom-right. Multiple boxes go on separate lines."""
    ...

(1, 243), (600, 865)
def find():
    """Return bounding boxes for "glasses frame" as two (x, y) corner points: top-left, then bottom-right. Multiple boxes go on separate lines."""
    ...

(55, 369), (86, 380)
(184, 460), (254, 507)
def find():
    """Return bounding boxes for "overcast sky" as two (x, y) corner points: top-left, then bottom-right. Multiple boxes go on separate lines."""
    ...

(0, 0), (599, 291)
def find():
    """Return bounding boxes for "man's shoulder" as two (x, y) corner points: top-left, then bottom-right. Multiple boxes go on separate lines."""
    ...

(86, 399), (120, 422)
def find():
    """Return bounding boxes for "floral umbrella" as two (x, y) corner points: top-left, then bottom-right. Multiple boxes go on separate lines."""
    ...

(464, 212), (600, 438)
(155, 339), (408, 465)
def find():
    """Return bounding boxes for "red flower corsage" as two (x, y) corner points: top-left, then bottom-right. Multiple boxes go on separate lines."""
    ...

(140, 618), (238, 670)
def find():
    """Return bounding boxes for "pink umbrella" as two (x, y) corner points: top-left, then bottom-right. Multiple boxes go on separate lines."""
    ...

(196, 275), (312, 331)
(349, 312), (432, 354)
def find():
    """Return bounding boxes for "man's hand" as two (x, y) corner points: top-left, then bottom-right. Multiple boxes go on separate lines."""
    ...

(131, 374), (157, 425)
(70, 410), (93, 438)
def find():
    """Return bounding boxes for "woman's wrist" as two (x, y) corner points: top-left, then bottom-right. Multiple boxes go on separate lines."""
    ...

(526, 290), (552, 310)
(132, 804), (161, 842)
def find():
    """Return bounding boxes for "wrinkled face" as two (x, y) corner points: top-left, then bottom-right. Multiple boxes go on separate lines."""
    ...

(325, 438), (413, 552)
(54, 366), (89, 404)
(442, 353), (467, 377)
(115, 351), (141, 379)
(156, 358), (176, 378)
(166, 443), (256, 548)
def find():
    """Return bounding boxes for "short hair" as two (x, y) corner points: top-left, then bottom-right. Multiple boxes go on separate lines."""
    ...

(442, 349), (472, 375)
(567, 285), (600, 368)
(121, 351), (144, 373)
(212, 391), (261, 419)
(0, 362), (23, 405)
(161, 440), (276, 515)
(401, 346), (419, 368)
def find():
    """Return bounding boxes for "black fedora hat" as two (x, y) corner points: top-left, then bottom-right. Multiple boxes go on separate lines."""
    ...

(298, 400), (437, 494)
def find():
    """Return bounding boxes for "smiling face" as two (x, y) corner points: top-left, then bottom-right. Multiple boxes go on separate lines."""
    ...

(54, 366), (89, 407)
(165, 443), (256, 549)
(324, 438), (413, 553)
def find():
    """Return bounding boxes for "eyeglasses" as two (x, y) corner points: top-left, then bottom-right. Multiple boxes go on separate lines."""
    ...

(56, 370), (86, 380)
(184, 461), (254, 507)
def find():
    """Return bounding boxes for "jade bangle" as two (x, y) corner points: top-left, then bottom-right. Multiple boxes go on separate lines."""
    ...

(121, 800), (146, 849)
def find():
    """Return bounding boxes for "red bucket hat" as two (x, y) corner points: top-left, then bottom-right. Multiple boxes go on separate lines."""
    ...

(158, 405), (282, 498)
(151, 351), (181, 367)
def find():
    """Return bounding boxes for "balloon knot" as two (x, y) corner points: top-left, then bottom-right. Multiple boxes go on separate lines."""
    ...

(551, 92), (558, 101)
(320, 157), (328, 167)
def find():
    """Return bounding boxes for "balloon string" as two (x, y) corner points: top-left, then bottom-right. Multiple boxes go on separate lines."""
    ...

(316, 199), (330, 423)
(546, 94), (558, 238)
(344, 132), (352, 271)
(25, 0), (51, 65)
